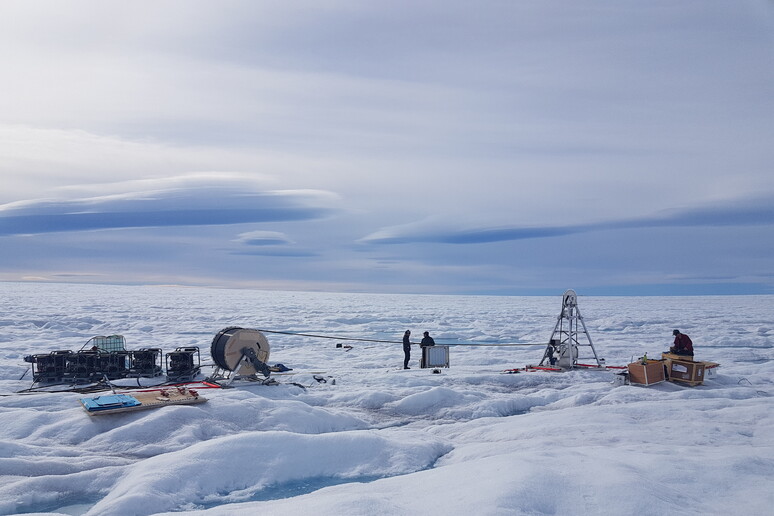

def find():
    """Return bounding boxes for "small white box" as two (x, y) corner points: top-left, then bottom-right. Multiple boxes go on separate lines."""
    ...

(422, 346), (449, 368)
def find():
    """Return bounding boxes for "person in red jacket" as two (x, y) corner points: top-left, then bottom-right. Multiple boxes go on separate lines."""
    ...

(670, 329), (694, 357)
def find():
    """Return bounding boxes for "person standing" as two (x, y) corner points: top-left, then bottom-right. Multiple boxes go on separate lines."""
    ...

(420, 331), (435, 368)
(670, 329), (694, 357)
(402, 330), (412, 369)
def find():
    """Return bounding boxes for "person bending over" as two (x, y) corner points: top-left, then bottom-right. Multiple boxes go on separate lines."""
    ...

(670, 329), (694, 357)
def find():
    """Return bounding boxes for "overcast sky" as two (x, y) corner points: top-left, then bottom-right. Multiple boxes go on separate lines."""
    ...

(1, 0), (772, 295)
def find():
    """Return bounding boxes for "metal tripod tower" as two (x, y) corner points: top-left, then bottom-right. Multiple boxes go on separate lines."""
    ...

(539, 289), (601, 369)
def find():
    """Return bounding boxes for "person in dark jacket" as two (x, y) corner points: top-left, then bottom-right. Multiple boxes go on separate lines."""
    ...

(420, 331), (435, 368)
(402, 330), (412, 369)
(670, 329), (694, 356)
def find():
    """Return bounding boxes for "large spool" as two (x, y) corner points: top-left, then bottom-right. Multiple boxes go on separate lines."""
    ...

(210, 327), (270, 375)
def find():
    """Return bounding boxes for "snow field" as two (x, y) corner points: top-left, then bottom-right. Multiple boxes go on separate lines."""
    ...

(0, 283), (772, 515)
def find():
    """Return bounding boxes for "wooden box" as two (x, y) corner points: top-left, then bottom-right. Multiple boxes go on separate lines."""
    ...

(661, 353), (706, 386)
(627, 360), (666, 386)
(666, 359), (705, 386)
(661, 352), (694, 361)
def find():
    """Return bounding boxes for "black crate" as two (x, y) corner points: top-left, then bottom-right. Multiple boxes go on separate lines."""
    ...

(166, 347), (201, 382)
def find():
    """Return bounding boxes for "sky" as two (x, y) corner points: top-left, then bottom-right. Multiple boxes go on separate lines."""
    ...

(0, 0), (772, 295)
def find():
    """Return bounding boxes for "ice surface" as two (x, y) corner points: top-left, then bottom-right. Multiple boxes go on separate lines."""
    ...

(0, 283), (772, 515)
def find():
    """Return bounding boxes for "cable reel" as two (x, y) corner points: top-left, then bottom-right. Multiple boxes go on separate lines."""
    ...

(209, 327), (271, 384)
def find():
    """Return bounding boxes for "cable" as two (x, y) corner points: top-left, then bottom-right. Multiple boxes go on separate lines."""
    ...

(446, 343), (544, 347)
(254, 328), (542, 347)
(256, 329), (396, 344)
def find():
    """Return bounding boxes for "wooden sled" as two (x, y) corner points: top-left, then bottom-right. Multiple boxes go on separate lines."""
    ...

(80, 387), (206, 416)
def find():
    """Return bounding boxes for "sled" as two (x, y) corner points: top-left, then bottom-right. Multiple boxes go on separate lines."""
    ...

(80, 387), (206, 416)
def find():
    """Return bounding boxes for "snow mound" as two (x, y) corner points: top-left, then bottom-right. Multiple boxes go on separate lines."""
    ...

(87, 429), (451, 515)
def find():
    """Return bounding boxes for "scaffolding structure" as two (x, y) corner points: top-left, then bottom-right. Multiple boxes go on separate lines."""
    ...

(539, 289), (602, 369)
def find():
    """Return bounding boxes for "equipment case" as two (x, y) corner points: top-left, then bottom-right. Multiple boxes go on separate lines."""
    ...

(422, 346), (449, 368)
(627, 360), (666, 386)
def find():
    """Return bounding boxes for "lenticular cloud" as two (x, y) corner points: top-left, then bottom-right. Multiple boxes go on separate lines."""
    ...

(0, 175), (338, 236)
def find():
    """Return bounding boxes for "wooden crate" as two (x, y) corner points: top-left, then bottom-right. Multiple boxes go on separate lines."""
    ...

(666, 359), (705, 386)
(627, 360), (666, 386)
(662, 352), (695, 361)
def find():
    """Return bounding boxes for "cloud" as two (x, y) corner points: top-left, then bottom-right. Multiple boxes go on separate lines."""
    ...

(0, 2), (771, 295)
(0, 175), (339, 236)
(234, 230), (294, 246)
(230, 229), (320, 256)
(360, 196), (774, 245)
(230, 249), (319, 258)
(640, 200), (774, 229)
